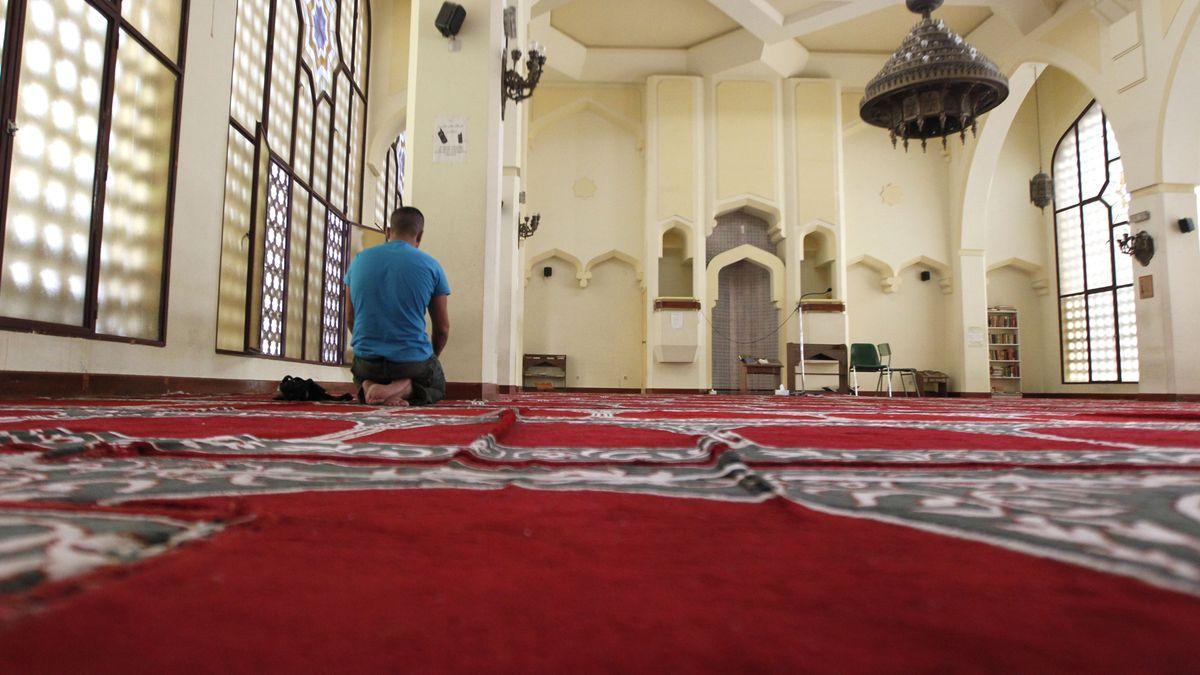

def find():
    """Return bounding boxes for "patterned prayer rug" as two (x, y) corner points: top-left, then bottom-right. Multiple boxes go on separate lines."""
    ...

(2, 393), (1199, 671)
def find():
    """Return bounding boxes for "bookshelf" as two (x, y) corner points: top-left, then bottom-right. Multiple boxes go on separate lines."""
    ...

(988, 307), (1021, 396)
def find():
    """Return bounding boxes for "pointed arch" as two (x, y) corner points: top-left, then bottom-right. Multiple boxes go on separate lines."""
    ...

(711, 195), (782, 238)
(583, 250), (644, 289)
(797, 220), (838, 263)
(898, 256), (954, 295)
(529, 99), (644, 148)
(988, 257), (1051, 296)
(706, 245), (787, 309)
(658, 217), (694, 261)
(797, 219), (838, 243)
(847, 255), (899, 294)
(1160, 1), (1200, 184)
(525, 249), (586, 286)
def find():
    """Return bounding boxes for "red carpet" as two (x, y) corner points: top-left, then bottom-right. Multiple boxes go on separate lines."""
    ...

(2, 393), (1199, 671)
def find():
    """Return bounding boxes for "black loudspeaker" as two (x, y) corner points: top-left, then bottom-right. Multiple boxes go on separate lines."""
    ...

(435, 2), (466, 38)
(1180, 217), (1196, 234)
(543, 267), (553, 278)
(920, 271), (932, 282)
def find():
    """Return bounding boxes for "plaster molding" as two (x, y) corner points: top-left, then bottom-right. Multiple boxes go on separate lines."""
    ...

(706, 244), (788, 309)
(796, 219), (839, 242)
(1129, 183), (1200, 198)
(1157, 0), (1200, 185)
(987, 257), (1051, 296)
(710, 194), (782, 237)
(529, 98), (645, 151)
(582, 250), (645, 290)
(898, 256), (954, 295)
(524, 248), (586, 287)
(1088, 0), (1136, 24)
(658, 217), (695, 262)
(847, 254), (899, 294)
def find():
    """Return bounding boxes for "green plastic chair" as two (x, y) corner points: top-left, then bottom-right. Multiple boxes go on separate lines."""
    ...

(877, 343), (920, 397)
(849, 343), (886, 396)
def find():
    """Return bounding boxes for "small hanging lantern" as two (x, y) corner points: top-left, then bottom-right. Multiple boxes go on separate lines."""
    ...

(1028, 65), (1054, 210)
(1030, 171), (1054, 210)
(860, 0), (1009, 153)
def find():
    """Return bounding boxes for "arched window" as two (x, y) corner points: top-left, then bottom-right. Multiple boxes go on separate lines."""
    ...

(1052, 101), (1138, 383)
(217, 0), (373, 364)
(0, 0), (188, 343)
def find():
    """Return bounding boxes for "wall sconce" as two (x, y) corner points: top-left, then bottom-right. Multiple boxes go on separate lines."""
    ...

(502, 42), (546, 119)
(518, 213), (541, 241)
(1118, 230), (1155, 266)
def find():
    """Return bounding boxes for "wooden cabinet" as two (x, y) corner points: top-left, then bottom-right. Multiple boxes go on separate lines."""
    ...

(523, 354), (567, 390)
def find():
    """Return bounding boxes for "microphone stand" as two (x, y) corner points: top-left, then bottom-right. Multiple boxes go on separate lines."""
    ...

(794, 288), (833, 396)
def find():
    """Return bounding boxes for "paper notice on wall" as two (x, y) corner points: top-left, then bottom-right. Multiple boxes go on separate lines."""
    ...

(966, 326), (986, 348)
(433, 117), (467, 164)
(671, 312), (684, 330)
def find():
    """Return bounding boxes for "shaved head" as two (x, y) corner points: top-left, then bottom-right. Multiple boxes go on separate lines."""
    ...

(389, 206), (425, 241)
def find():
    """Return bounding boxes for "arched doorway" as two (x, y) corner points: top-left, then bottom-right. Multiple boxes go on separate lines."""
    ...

(706, 211), (785, 391)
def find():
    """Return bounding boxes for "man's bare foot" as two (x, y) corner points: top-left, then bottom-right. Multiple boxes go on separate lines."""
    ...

(363, 379), (413, 406)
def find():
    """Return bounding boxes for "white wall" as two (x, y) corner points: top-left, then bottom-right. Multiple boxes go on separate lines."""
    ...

(847, 264), (951, 376)
(522, 88), (646, 388)
(526, 107), (644, 264)
(986, 268), (1049, 393)
(844, 129), (953, 270)
(986, 93), (1049, 268)
(523, 258), (643, 390)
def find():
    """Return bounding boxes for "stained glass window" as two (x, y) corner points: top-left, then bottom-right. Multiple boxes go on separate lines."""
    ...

(0, 0), (186, 342)
(1053, 101), (1138, 383)
(217, 0), (374, 364)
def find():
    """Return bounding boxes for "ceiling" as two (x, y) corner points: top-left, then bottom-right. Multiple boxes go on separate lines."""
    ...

(797, 5), (994, 54)
(535, 0), (1070, 82)
(764, 0), (833, 17)
(550, 0), (740, 50)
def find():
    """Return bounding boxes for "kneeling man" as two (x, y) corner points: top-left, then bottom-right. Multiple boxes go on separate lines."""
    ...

(344, 206), (450, 406)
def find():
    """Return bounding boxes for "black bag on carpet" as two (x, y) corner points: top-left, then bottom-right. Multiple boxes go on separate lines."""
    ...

(275, 376), (354, 402)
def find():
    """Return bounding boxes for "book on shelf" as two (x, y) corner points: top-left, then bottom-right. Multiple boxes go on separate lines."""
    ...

(990, 364), (1021, 378)
(990, 347), (1019, 361)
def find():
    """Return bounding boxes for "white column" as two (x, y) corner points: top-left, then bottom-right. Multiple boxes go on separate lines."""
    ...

(952, 250), (992, 394)
(405, 0), (506, 393)
(497, 0), (532, 390)
(1129, 185), (1200, 395)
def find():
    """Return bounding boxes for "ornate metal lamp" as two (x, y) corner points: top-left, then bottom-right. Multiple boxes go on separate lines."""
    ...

(518, 213), (541, 242)
(1118, 230), (1155, 266)
(860, 0), (1009, 152)
(503, 42), (546, 119)
(1028, 65), (1054, 210)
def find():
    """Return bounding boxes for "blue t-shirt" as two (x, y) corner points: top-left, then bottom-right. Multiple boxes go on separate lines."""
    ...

(344, 241), (450, 363)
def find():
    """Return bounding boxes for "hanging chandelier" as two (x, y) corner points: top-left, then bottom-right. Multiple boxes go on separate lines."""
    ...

(860, 0), (1009, 152)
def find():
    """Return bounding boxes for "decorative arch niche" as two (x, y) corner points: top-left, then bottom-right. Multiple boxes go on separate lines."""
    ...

(658, 226), (694, 298)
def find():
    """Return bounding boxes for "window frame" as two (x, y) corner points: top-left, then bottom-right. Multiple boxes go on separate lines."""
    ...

(1051, 99), (1138, 385)
(214, 0), (375, 367)
(0, 0), (190, 346)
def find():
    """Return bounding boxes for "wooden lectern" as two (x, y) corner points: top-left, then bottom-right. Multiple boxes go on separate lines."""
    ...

(786, 343), (850, 394)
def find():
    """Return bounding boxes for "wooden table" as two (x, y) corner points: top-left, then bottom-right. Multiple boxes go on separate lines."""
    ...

(917, 371), (950, 397)
(786, 343), (850, 394)
(738, 363), (783, 393)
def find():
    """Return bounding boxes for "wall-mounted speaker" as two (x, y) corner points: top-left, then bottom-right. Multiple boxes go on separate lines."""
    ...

(920, 271), (932, 282)
(1180, 217), (1196, 234)
(543, 266), (553, 278)
(435, 2), (466, 38)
